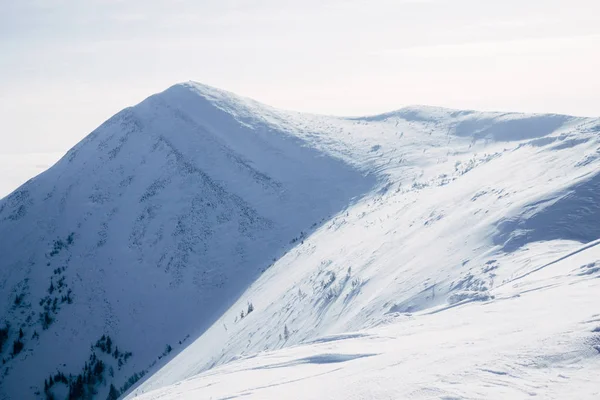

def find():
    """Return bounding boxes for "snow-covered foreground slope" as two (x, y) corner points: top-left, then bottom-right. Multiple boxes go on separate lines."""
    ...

(134, 240), (600, 399)
(129, 88), (600, 398)
(2, 82), (599, 399)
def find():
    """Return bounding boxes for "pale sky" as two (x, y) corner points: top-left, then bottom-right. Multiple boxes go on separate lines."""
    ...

(1, 0), (600, 156)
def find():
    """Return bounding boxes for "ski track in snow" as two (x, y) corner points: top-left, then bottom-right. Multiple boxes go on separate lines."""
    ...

(1, 82), (600, 399)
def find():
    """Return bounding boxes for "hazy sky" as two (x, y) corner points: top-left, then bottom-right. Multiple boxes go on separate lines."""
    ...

(1, 0), (599, 155)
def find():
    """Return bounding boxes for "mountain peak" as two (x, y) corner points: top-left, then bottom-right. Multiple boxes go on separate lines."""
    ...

(0, 81), (375, 400)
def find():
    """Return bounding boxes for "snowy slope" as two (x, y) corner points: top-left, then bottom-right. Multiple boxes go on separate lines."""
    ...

(133, 239), (600, 399)
(2, 82), (599, 400)
(0, 82), (373, 399)
(127, 92), (600, 398)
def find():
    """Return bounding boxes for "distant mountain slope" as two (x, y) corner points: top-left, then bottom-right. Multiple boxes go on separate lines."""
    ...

(0, 83), (373, 399)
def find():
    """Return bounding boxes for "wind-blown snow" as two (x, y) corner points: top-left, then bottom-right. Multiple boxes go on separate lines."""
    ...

(1, 82), (599, 399)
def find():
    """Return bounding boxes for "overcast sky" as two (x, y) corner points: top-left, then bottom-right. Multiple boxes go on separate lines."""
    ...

(1, 0), (600, 155)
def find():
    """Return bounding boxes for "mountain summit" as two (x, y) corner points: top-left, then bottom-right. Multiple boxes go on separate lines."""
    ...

(1, 83), (599, 399)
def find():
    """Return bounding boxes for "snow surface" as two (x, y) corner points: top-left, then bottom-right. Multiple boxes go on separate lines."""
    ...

(133, 240), (600, 399)
(1, 82), (600, 399)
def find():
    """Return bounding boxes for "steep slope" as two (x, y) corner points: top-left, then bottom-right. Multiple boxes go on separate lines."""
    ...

(128, 100), (600, 397)
(0, 83), (374, 399)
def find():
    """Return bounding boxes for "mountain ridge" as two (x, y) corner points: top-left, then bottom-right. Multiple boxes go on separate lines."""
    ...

(1, 83), (599, 399)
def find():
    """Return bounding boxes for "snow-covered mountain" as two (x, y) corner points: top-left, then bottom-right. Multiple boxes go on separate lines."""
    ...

(2, 82), (600, 399)
(0, 82), (374, 399)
